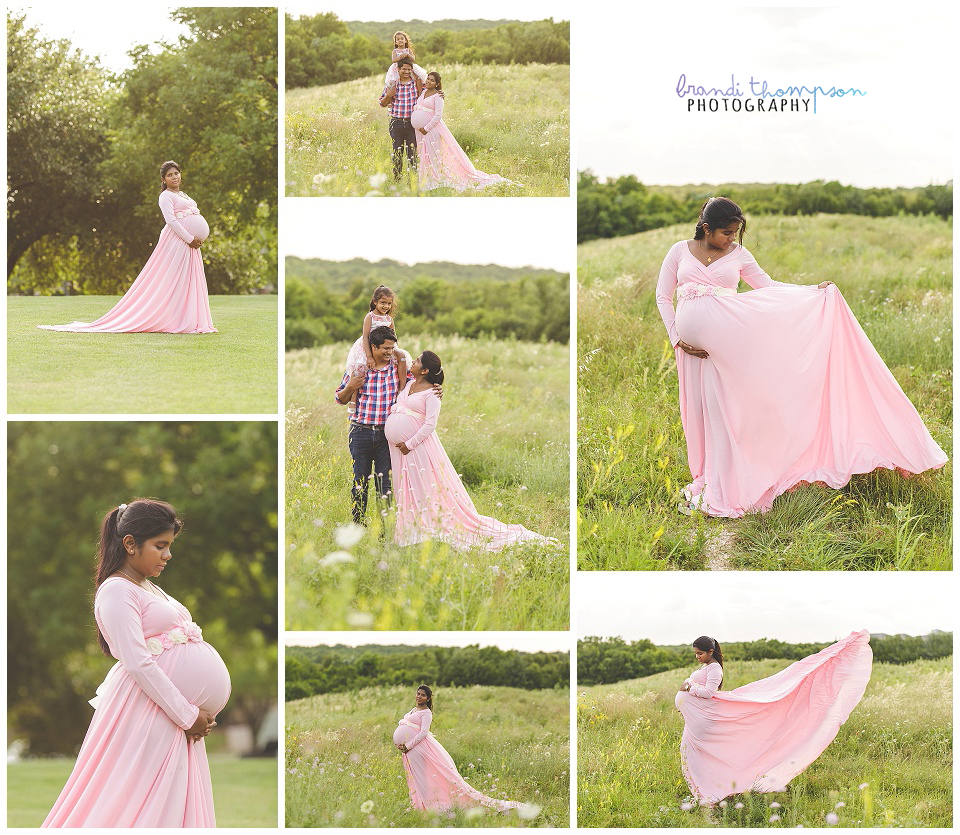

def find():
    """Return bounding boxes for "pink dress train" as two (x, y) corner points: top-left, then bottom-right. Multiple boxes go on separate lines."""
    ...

(384, 381), (552, 550)
(675, 630), (873, 804)
(411, 91), (514, 192)
(38, 190), (217, 334)
(656, 241), (947, 517)
(393, 708), (522, 813)
(43, 577), (231, 827)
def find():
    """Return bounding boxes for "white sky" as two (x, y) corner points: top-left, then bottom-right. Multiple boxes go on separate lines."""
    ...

(285, 2), (570, 22)
(577, 5), (953, 188)
(286, 631), (571, 653)
(282, 199), (574, 271)
(577, 572), (953, 644)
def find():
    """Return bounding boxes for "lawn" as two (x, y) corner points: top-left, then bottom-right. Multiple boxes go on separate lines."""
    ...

(8, 295), (278, 414)
(286, 63), (569, 197)
(578, 656), (952, 828)
(578, 213), (952, 570)
(286, 684), (569, 827)
(6, 754), (278, 827)
(285, 335), (570, 630)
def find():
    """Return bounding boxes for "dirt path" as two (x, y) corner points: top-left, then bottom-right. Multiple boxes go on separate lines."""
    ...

(705, 527), (736, 570)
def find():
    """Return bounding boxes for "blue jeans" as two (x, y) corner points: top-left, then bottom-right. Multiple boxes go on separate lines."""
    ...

(348, 424), (392, 524)
(389, 117), (417, 181)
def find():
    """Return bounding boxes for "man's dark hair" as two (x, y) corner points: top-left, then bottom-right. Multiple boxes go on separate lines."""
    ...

(396, 55), (414, 68)
(369, 326), (398, 347)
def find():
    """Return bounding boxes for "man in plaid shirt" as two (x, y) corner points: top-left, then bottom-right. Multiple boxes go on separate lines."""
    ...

(379, 56), (422, 181)
(335, 326), (408, 525)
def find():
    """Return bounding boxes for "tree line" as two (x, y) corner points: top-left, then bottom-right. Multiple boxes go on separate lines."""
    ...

(7, 8), (277, 296)
(578, 632), (953, 686)
(286, 644), (569, 701)
(577, 171), (954, 243)
(286, 12), (569, 90)
(285, 258), (570, 350)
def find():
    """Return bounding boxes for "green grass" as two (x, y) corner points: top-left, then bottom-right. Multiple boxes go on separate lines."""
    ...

(8, 296), (278, 414)
(6, 753), (277, 827)
(285, 335), (570, 630)
(578, 214), (952, 570)
(578, 657), (952, 828)
(286, 684), (569, 827)
(286, 63), (569, 196)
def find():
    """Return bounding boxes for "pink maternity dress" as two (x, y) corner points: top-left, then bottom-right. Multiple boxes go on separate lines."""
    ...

(38, 190), (217, 334)
(656, 241), (947, 517)
(384, 381), (551, 550)
(43, 577), (231, 827)
(394, 707), (522, 812)
(411, 91), (514, 191)
(675, 629), (872, 805)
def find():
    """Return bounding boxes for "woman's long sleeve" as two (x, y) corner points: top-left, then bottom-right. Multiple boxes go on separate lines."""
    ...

(739, 247), (792, 289)
(406, 710), (433, 748)
(158, 190), (195, 244)
(687, 663), (723, 698)
(95, 582), (200, 729)
(655, 243), (682, 347)
(424, 94), (444, 132)
(404, 394), (440, 449)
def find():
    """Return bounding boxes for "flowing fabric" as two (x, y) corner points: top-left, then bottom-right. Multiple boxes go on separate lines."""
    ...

(411, 91), (514, 192)
(656, 241), (947, 517)
(38, 190), (216, 334)
(675, 629), (872, 804)
(43, 577), (230, 827)
(394, 708), (521, 812)
(384, 381), (552, 550)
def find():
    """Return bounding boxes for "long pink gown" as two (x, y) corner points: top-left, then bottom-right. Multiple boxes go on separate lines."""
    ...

(43, 577), (231, 827)
(411, 91), (514, 191)
(656, 241), (947, 517)
(675, 630), (872, 805)
(38, 190), (217, 334)
(384, 381), (551, 550)
(393, 707), (522, 812)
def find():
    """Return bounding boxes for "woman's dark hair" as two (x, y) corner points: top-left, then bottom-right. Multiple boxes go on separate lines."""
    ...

(369, 285), (396, 314)
(94, 499), (182, 654)
(417, 684), (433, 710)
(694, 197), (746, 244)
(420, 351), (444, 385)
(159, 160), (181, 192)
(693, 635), (724, 688)
(427, 71), (442, 92)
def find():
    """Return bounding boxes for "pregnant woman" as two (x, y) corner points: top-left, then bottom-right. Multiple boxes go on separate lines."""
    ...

(39, 161), (217, 334)
(676, 632), (872, 805)
(394, 685), (522, 813)
(412, 72), (514, 192)
(384, 351), (552, 550)
(656, 197), (947, 517)
(43, 499), (230, 827)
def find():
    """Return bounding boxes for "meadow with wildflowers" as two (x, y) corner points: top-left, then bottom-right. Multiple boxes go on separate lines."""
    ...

(577, 655), (952, 828)
(285, 684), (569, 827)
(285, 335), (570, 630)
(285, 63), (569, 196)
(578, 214), (952, 570)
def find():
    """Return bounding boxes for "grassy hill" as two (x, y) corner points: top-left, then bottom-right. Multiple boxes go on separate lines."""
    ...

(578, 213), (952, 570)
(286, 684), (569, 827)
(286, 63), (569, 196)
(578, 656), (952, 828)
(285, 335), (569, 630)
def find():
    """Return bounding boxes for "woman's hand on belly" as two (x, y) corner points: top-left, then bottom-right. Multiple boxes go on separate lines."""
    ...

(188, 237), (203, 249)
(677, 339), (709, 358)
(395, 441), (412, 455)
(185, 708), (216, 743)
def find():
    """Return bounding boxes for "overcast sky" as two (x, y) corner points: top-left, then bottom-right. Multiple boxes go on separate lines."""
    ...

(286, 2), (570, 23)
(286, 631), (571, 653)
(577, 5), (952, 188)
(283, 199), (574, 271)
(577, 572), (953, 644)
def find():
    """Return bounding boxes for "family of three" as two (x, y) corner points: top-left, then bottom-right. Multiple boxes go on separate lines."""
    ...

(378, 31), (513, 192)
(334, 324), (549, 550)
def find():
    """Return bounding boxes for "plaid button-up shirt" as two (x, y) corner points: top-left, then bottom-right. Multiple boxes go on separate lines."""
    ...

(336, 360), (400, 426)
(381, 78), (418, 119)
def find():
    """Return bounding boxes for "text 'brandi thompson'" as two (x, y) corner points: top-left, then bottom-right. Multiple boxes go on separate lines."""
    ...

(676, 74), (866, 115)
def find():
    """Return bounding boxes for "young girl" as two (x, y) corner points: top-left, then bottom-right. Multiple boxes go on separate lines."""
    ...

(384, 30), (427, 86)
(343, 285), (409, 412)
